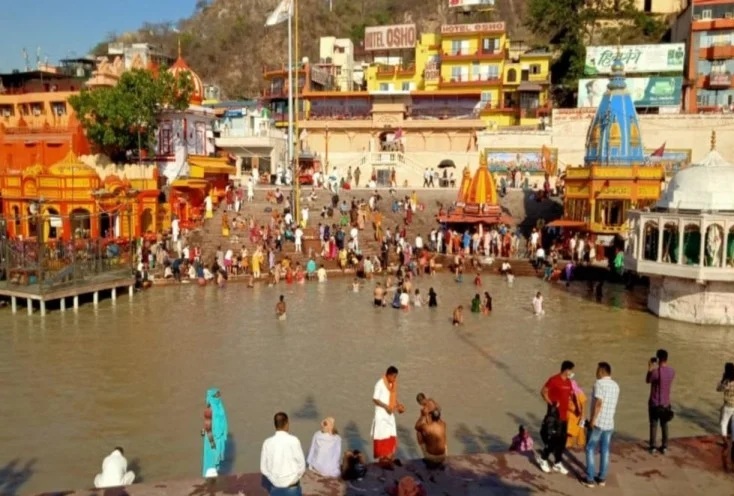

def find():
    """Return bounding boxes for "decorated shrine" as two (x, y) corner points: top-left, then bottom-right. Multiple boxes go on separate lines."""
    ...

(553, 52), (665, 236)
(437, 151), (507, 226)
(0, 152), (166, 240)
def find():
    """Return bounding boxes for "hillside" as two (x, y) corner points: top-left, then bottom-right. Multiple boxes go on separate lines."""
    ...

(95, 0), (531, 98)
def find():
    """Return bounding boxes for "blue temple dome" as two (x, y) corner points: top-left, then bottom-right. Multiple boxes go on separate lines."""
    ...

(584, 52), (645, 166)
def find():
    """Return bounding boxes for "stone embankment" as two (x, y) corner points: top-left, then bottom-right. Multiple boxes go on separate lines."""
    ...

(183, 187), (562, 273)
(35, 436), (734, 495)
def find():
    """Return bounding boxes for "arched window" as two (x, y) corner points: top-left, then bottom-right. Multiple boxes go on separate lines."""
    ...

(507, 68), (517, 82)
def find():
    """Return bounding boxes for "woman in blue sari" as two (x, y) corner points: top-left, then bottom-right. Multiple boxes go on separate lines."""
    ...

(202, 388), (228, 477)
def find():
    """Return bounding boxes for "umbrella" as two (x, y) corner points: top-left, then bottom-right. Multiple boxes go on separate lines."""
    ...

(438, 159), (456, 169)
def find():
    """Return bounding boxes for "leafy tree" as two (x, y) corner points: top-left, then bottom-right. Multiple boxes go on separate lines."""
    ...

(526, 0), (667, 107)
(69, 69), (193, 162)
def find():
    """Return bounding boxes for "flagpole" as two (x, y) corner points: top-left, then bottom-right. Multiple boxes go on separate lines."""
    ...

(293, 0), (301, 226)
(287, 0), (294, 195)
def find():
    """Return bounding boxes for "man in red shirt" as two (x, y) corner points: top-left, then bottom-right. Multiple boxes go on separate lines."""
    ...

(538, 360), (575, 475)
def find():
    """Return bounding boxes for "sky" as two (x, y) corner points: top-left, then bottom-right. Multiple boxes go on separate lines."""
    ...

(0, 0), (196, 71)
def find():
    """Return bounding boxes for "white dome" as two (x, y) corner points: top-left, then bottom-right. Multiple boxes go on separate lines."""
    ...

(656, 150), (734, 211)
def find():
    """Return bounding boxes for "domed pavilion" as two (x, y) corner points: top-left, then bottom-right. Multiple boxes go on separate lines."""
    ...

(625, 131), (734, 325)
(551, 52), (666, 241)
(438, 151), (507, 226)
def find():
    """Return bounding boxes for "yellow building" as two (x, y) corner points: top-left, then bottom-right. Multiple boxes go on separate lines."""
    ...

(361, 21), (551, 128)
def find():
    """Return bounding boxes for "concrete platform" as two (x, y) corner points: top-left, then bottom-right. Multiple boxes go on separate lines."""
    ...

(33, 436), (734, 495)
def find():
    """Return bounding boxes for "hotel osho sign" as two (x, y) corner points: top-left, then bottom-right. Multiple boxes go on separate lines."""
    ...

(364, 24), (417, 51)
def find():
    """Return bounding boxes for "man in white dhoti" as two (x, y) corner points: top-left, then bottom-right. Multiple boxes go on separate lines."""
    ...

(171, 217), (180, 243)
(371, 366), (405, 468)
(94, 447), (135, 489)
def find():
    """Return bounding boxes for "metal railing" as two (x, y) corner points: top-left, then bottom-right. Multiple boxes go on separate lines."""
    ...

(0, 237), (135, 293)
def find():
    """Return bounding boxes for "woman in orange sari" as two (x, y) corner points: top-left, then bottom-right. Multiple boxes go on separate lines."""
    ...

(566, 379), (587, 448)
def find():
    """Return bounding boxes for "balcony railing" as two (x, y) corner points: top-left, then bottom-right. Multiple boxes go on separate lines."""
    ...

(699, 44), (734, 60)
(262, 64), (307, 77)
(307, 112), (371, 120)
(261, 84), (306, 98)
(440, 74), (501, 86)
(271, 111), (306, 122)
(441, 49), (506, 60)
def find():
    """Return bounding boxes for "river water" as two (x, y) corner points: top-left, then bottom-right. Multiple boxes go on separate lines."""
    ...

(0, 274), (731, 493)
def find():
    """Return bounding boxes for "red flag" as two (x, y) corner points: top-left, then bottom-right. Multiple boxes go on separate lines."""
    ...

(650, 142), (666, 157)
(394, 128), (403, 140)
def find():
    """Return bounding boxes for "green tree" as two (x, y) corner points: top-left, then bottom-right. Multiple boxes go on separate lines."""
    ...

(69, 69), (193, 162)
(526, 0), (667, 107)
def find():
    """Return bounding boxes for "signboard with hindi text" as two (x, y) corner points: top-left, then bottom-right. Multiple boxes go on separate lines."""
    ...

(584, 44), (685, 75)
(364, 24), (417, 51)
(577, 77), (682, 108)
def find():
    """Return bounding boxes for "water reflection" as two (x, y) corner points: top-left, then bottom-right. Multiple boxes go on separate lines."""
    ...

(0, 274), (732, 493)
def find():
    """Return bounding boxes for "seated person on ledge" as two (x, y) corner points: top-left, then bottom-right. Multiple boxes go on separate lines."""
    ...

(94, 447), (135, 489)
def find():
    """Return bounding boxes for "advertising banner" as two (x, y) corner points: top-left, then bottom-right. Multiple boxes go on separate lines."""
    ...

(448, 0), (496, 7)
(577, 77), (682, 108)
(584, 44), (685, 75)
(364, 24), (416, 51)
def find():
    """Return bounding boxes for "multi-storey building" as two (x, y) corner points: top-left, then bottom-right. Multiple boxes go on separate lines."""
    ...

(315, 37), (358, 91)
(673, 0), (734, 111)
(258, 21), (552, 185)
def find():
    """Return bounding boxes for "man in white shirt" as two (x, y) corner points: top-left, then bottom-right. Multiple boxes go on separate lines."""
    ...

(317, 264), (327, 282)
(372, 366), (405, 468)
(261, 412), (305, 495)
(583, 362), (620, 488)
(284, 211), (293, 227)
(532, 291), (544, 315)
(414, 234), (424, 251)
(94, 447), (135, 488)
(294, 227), (303, 254)
(350, 226), (359, 252)
(247, 177), (255, 202)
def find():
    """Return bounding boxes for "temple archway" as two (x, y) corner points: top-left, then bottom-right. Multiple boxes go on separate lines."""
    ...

(661, 222), (679, 263)
(682, 223), (701, 265)
(705, 223), (724, 267)
(70, 208), (91, 239)
(140, 208), (153, 234)
(642, 221), (658, 261)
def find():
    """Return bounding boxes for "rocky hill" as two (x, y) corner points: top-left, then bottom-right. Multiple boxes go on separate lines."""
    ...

(95, 0), (531, 98)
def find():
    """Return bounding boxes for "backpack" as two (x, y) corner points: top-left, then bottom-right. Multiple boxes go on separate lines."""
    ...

(540, 404), (561, 445)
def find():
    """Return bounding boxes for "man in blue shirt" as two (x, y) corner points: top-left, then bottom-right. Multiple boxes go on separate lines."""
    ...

(306, 258), (317, 280)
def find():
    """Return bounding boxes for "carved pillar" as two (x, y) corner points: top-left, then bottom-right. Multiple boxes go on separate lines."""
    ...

(677, 219), (684, 265)
(656, 216), (664, 262)
(699, 221), (706, 268)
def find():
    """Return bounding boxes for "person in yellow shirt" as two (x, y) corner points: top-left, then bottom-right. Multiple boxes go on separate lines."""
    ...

(252, 247), (263, 279)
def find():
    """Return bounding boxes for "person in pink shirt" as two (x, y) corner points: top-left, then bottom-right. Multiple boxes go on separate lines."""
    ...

(510, 425), (534, 454)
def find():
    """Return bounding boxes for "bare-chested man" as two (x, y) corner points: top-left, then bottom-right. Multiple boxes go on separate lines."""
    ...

(374, 282), (385, 306)
(452, 305), (464, 326)
(415, 404), (447, 467)
(275, 294), (286, 320)
(416, 393), (440, 418)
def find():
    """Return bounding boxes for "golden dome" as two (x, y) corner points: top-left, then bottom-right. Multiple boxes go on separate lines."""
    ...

(465, 164), (498, 205)
(48, 152), (99, 177)
(21, 164), (46, 177)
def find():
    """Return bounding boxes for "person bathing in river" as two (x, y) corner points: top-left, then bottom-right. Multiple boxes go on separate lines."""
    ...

(374, 282), (386, 307)
(482, 292), (493, 315)
(428, 287), (438, 307)
(452, 305), (464, 326)
(471, 294), (482, 314)
(275, 295), (287, 320)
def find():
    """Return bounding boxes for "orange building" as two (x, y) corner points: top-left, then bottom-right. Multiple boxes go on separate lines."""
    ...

(0, 66), (92, 172)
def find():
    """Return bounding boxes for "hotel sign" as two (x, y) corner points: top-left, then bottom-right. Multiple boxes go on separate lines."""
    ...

(364, 24), (417, 51)
(440, 22), (505, 35)
(449, 0), (496, 7)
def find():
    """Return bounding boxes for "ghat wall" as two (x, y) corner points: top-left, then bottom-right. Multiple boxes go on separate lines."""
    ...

(647, 276), (734, 325)
(478, 112), (734, 168)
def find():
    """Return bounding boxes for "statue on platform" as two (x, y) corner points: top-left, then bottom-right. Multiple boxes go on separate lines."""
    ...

(706, 224), (723, 267)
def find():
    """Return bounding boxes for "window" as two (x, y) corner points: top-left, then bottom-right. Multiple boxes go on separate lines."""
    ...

(480, 91), (492, 108)
(482, 38), (500, 53)
(0, 105), (13, 118)
(51, 102), (66, 116)
(379, 83), (390, 91)
(30, 103), (44, 116)
(451, 66), (463, 81)
(702, 9), (712, 19)
(451, 40), (469, 55)
(486, 65), (500, 80)
(401, 82), (411, 91)
(472, 62), (481, 80)
(520, 92), (539, 109)
(507, 68), (517, 82)
(159, 127), (173, 155)
(712, 60), (727, 73)
(530, 64), (542, 75)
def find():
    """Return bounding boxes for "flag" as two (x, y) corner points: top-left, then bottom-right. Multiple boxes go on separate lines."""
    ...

(650, 142), (666, 157)
(265, 0), (292, 27)
(394, 128), (403, 140)
(541, 145), (556, 176)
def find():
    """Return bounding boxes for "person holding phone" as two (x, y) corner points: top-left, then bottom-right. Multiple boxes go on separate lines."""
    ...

(646, 349), (675, 454)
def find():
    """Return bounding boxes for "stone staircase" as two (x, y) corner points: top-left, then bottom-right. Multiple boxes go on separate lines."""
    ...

(184, 187), (562, 271)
